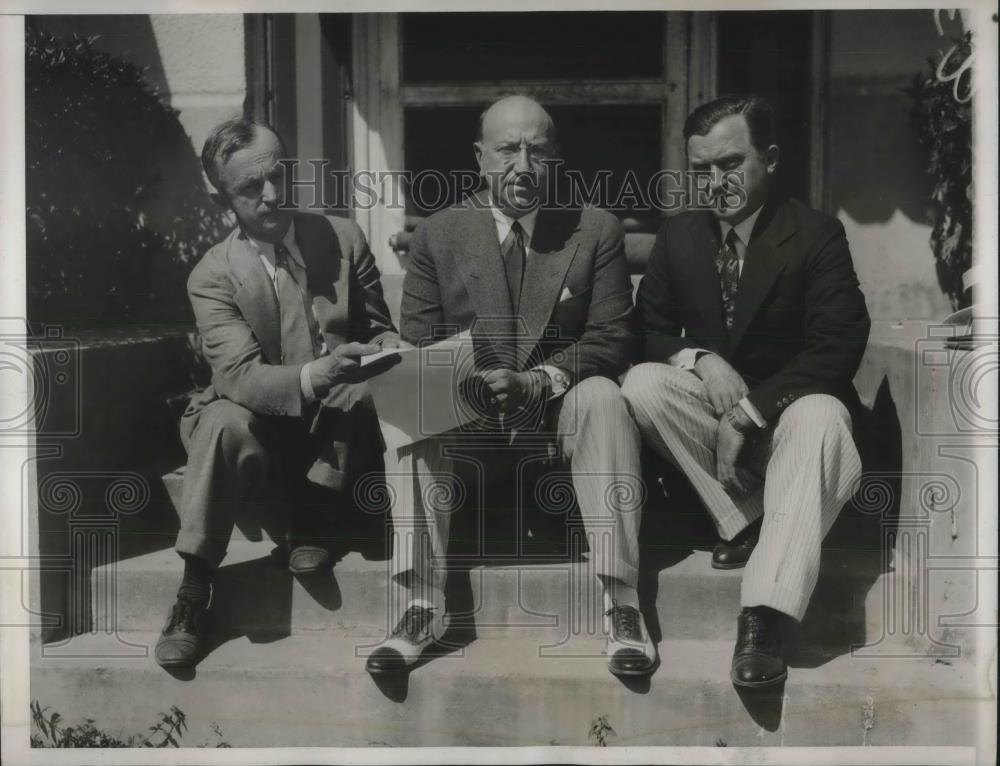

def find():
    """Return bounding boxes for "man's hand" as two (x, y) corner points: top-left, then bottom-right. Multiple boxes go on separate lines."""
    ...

(715, 415), (751, 497)
(694, 353), (749, 417)
(308, 341), (383, 396)
(377, 333), (415, 351)
(477, 369), (550, 413)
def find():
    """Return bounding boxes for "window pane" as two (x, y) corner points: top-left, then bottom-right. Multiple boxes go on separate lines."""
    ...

(402, 12), (664, 83)
(404, 104), (662, 218)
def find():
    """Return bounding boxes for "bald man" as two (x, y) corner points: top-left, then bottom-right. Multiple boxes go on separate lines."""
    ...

(366, 96), (656, 678)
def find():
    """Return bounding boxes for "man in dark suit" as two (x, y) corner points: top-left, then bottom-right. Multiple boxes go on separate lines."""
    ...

(365, 96), (656, 678)
(622, 95), (871, 687)
(155, 118), (402, 668)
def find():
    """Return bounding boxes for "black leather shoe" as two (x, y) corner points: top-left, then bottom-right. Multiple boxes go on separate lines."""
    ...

(731, 606), (787, 688)
(604, 603), (658, 677)
(712, 520), (760, 569)
(288, 544), (332, 575)
(155, 596), (209, 668)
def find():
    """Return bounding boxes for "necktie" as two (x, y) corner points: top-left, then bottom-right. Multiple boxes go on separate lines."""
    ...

(501, 220), (527, 315)
(273, 242), (316, 365)
(716, 228), (741, 333)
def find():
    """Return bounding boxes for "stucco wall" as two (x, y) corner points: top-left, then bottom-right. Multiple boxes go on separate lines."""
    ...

(828, 9), (965, 320)
(35, 14), (246, 155)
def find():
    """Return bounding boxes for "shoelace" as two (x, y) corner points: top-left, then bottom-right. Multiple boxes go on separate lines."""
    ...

(741, 610), (778, 651)
(391, 605), (436, 641)
(605, 602), (642, 642)
(167, 598), (204, 635)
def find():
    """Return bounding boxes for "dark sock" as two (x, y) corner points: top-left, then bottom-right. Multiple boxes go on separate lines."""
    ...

(177, 554), (213, 604)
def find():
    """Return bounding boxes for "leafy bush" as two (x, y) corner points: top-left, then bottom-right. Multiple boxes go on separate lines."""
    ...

(907, 31), (974, 309)
(30, 700), (230, 747)
(25, 25), (227, 328)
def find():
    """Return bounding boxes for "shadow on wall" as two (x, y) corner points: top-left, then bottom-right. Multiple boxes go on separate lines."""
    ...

(829, 92), (932, 227)
(825, 9), (967, 320)
(26, 16), (227, 329)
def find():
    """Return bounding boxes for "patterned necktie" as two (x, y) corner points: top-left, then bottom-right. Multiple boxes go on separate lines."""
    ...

(716, 228), (741, 333)
(273, 242), (316, 365)
(501, 220), (527, 315)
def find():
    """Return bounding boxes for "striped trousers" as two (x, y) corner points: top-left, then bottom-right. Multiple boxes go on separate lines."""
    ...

(381, 376), (644, 596)
(621, 363), (862, 621)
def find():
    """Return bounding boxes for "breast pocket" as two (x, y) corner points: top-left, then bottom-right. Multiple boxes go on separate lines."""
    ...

(551, 287), (591, 327)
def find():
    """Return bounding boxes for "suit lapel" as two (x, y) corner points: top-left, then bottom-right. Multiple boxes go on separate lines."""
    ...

(454, 196), (518, 347)
(228, 229), (282, 364)
(730, 199), (796, 350)
(682, 212), (730, 354)
(294, 213), (347, 342)
(516, 209), (580, 366)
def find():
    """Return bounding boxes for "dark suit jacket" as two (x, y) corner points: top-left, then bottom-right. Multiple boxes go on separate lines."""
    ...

(401, 192), (635, 384)
(184, 211), (395, 421)
(635, 196), (871, 423)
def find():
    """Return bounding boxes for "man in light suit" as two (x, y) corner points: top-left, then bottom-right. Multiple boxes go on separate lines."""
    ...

(155, 118), (402, 668)
(622, 95), (870, 687)
(366, 96), (657, 678)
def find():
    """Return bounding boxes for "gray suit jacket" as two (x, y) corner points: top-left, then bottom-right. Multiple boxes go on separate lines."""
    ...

(182, 211), (396, 490)
(401, 192), (635, 384)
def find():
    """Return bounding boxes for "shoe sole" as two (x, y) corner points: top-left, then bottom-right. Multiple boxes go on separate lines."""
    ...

(608, 655), (660, 678)
(288, 564), (330, 575)
(730, 670), (788, 688)
(710, 560), (749, 570)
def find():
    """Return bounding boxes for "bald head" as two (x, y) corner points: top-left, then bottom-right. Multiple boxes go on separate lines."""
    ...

(476, 95), (558, 145)
(474, 95), (559, 218)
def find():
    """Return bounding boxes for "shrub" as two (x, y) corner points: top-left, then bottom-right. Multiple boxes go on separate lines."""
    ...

(906, 31), (974, 309)
(25, 24), (227, 328)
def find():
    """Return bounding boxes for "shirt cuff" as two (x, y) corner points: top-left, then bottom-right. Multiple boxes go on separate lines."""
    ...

(300, 362), (318, 405)
(738, 396), (767, 429)
(535, 365), (572, 399)
(668, 347), (711, 370)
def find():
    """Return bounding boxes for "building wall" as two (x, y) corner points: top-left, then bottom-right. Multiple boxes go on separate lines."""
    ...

(827, 9), (965, 320)
(35, 14), (246, 155)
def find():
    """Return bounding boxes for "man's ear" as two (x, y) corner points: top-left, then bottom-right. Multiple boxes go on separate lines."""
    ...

(765, 144), (780, 175)
(208, 188), (230, 210)
(473, 141), (485, 174)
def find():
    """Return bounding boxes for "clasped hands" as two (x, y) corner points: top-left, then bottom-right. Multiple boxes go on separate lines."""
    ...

(463, 368), (551, 416)
(693, 353), (758, 498)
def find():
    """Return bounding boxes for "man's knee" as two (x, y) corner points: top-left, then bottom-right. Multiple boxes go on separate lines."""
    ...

(190, 400), (266, 459)
(777, 394), (851, 439)
(622, 362), (695, 406)
(570, 375), (628, 417)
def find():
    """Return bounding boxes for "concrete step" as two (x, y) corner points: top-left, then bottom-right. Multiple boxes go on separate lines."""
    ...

(94, 538), (891, 651)
(30, 631), (983, 748)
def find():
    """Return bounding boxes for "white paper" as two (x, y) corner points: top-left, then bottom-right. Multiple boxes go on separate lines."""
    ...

(365, 332), (480, 444)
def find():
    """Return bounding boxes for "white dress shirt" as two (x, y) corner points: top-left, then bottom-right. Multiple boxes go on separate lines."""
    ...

(245, 220), (324, 405)
(667, 204), (767, 427)
(488, 203), (571, 397)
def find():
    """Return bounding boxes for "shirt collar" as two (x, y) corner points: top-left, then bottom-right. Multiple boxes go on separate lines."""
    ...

(245, 219), (304, 270)
(489, 201), (538, 245)
(720, 204), (764, 251)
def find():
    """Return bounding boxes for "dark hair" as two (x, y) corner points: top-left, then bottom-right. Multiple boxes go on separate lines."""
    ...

(201, 117), (285, 193)
(683, 94), (777, 153)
